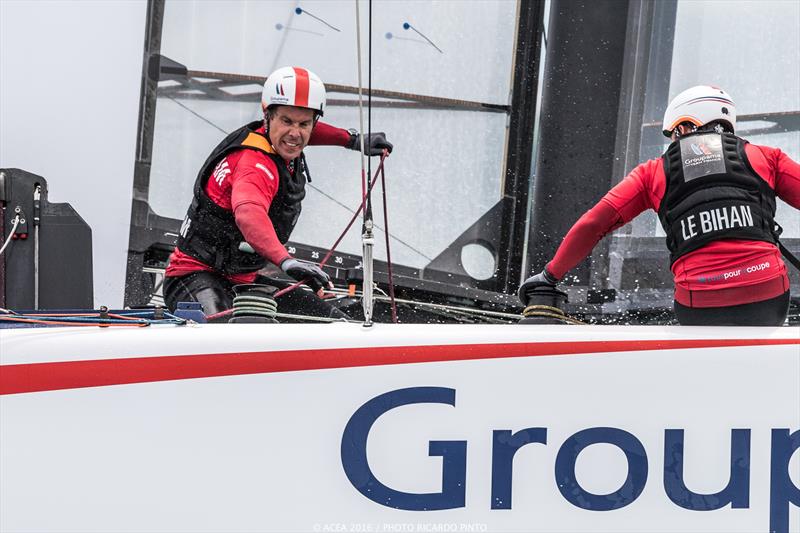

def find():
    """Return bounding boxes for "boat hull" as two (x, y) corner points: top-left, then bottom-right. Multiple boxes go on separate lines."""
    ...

(2, 323), (799, 532)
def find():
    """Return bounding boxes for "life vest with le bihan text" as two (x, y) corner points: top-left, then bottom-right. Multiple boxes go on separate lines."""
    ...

(176, 121), (307, 275)
(657, 132), (779, 265)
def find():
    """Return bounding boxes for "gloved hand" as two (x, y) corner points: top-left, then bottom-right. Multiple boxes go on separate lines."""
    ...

(347, 130), (393, 156)
(517, 267), (559, 304)
(280, 258), (332, 294)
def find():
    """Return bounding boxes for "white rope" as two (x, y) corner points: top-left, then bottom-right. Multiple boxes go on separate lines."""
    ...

(354, 0), (375, 326)
(354, 0), (367, 189)
(325, 287), (524, 321)
(34, 185), (41, 310)
(0, 215), (20, 256)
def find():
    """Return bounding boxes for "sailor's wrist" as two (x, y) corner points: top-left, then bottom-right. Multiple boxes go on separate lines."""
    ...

(346, 128), (359, 150)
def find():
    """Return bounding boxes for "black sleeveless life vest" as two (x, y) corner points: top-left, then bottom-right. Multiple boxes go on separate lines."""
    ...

(657, 132), (779, 265)
(176, 121), (307, 275)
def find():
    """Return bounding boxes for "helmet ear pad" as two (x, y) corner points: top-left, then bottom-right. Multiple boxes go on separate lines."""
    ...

(263, 106), (276, 143)
(671, 122), (698, 139)
(700, 119), (734, 134)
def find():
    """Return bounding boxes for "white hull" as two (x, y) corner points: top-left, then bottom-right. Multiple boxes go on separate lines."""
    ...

(2, 323), (799, 532)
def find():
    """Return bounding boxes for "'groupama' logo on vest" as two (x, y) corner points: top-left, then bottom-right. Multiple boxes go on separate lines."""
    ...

(340, 387), (800, 533)
(690, 142), (713, 156)
(679, 133), (725, 179)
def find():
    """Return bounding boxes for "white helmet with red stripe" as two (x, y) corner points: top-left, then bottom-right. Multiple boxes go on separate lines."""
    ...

(262, 66), (326, 117)
(662, 85), (736, 137)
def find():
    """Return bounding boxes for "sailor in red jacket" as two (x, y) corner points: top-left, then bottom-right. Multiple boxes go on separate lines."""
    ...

(164, 66), (392, 319)
(519, 85), (800, 326)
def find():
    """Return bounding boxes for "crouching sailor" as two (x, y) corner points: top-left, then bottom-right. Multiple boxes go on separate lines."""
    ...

(163, 66), (393, 320)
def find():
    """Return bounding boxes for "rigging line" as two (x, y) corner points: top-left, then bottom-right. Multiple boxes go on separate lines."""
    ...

(354, 0), (374, 326)
(371, 295), (522, 321)
(317, 152), (386, 270)
(372, 294), (515, 324)
(165, 95), (430, 260)
(380, 155), (398, 323)
(312, 184), (432, 261)
(294, 7), (341, 32)
(274, 312), (354, 323)
(272, 152), (389, 300)
(354, 0), (367, 208)
(365, 0), (373, 227)
(166, 96), (228, 135)
(270, 1), (301, 73)
(402, 22), (443, 54)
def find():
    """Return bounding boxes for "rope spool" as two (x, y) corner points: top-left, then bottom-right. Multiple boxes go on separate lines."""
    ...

(228, 284), (279, 323)
(521, 304), (585, 325)
(519, 286), (584, 325)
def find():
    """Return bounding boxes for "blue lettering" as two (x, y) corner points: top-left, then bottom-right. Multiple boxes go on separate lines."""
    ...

(663, 429), (750, 510)
(341, 388), (793, 532)
(770, 429), (800, 533)
(340, 387), (466, 511)
(491, 428), (548, 509)
(554, 427), (648, 510)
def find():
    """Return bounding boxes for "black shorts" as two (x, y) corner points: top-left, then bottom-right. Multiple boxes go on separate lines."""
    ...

(674, 291), (789, 326)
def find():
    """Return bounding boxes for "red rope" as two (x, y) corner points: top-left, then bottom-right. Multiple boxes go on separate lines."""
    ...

(273, 151), (389, 299)
(0, 316), (147, 327)
(11, 312), (147, 322)
(204, 308), (233, 322)
(379, 155), (398, 323)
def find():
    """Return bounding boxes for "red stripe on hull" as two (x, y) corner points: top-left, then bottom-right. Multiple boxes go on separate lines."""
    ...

(1, 338), (797, 395)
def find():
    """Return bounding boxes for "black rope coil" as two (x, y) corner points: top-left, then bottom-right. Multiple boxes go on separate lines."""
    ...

(521, 304), (585, 325)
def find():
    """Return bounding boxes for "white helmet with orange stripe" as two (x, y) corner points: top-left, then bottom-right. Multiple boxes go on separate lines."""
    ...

(662, 85), (736, 137)
(262, 66), (326, 117)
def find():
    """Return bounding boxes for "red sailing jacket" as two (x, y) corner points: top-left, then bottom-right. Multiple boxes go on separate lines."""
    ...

(166, 121), (351, 284)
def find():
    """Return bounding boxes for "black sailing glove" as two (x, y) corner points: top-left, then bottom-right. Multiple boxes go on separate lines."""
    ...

(517, 267), (559, 305)
(280, 258), (332, 294)
(347, 130), (393, 156)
